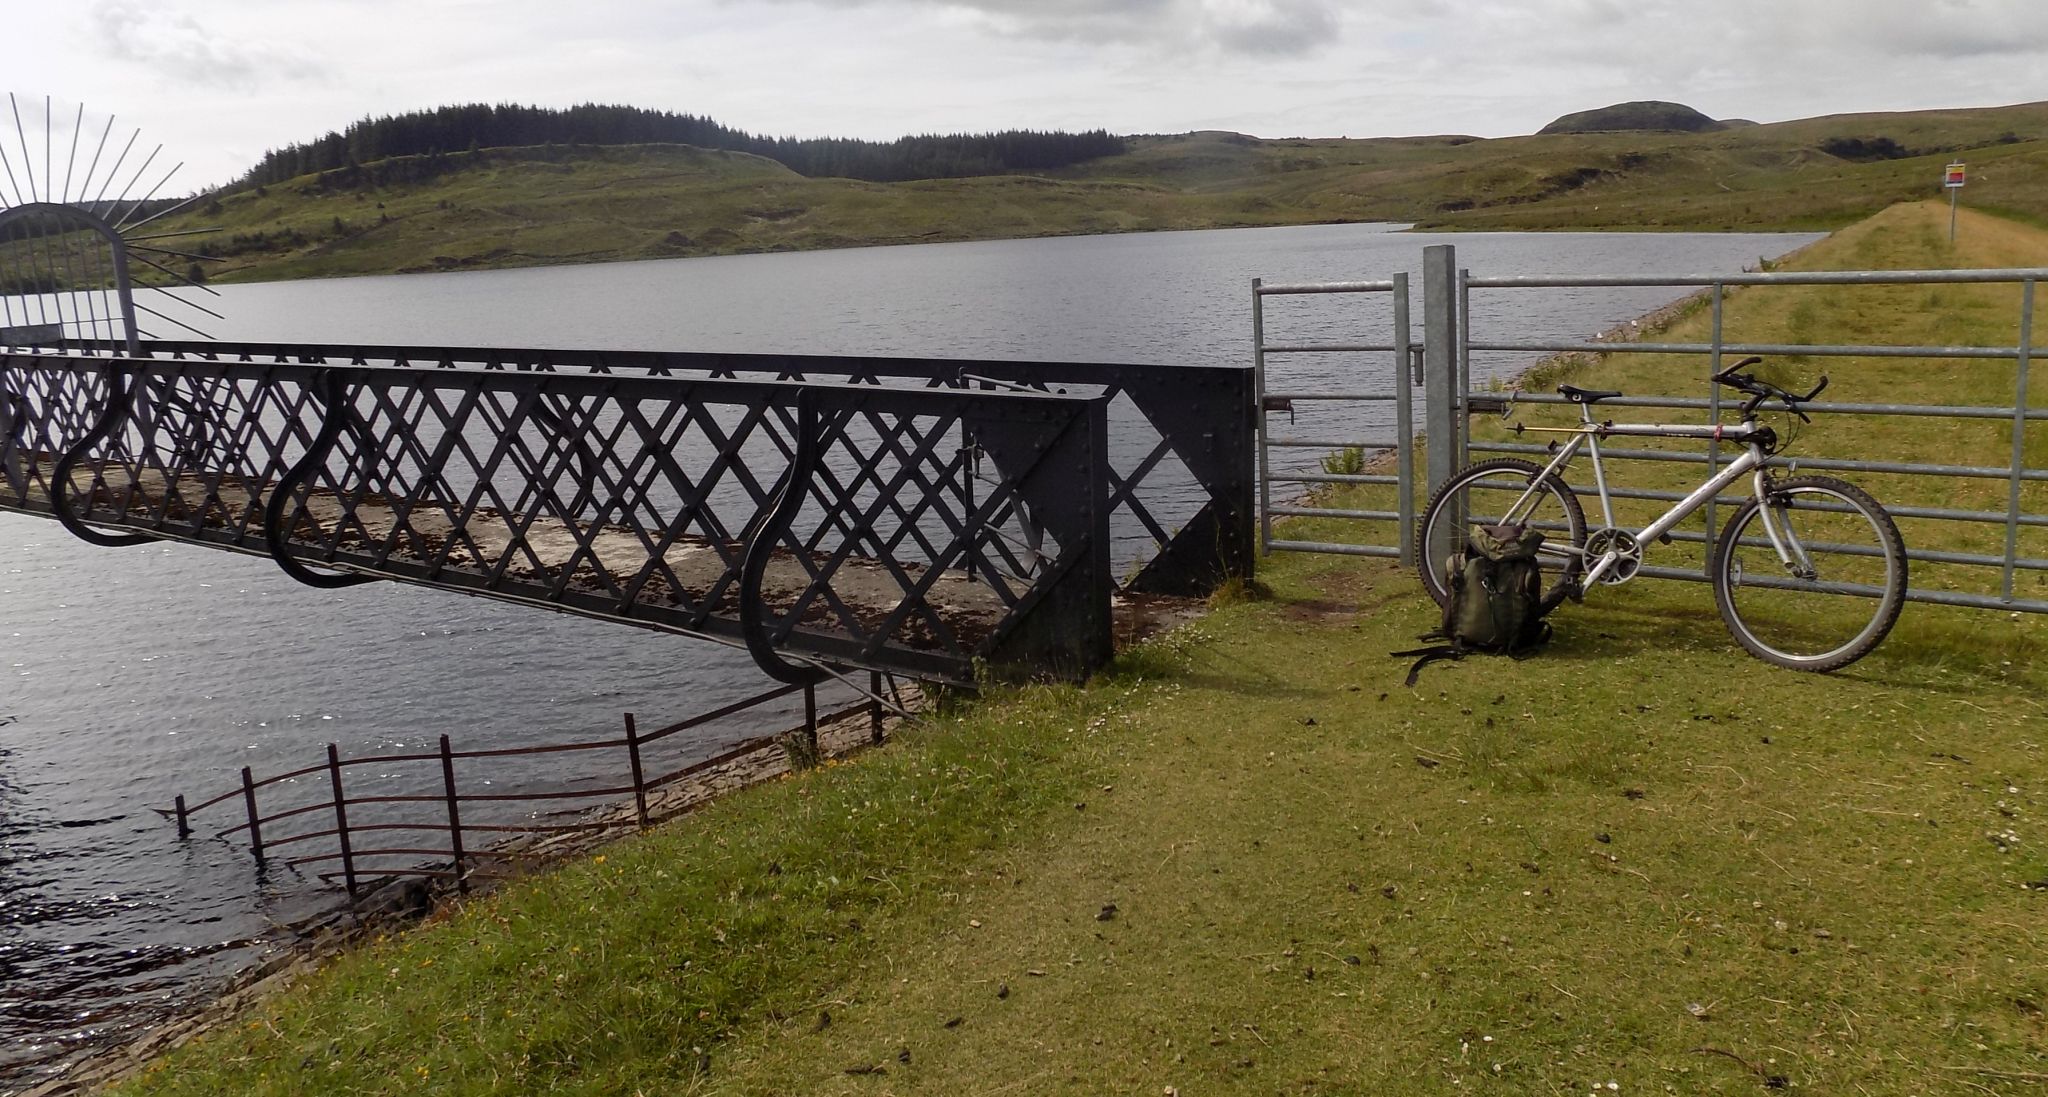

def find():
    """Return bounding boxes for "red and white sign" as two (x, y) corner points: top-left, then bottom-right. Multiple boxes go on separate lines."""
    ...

(1946, 162), (1967, 188)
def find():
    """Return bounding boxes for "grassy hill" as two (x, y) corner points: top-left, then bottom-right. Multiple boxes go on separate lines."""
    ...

(163, 101), (2048, 283)
(1537, 100), (1724, 134)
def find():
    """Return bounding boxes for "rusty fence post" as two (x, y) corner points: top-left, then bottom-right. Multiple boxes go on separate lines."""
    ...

(240, 766), (265, 863)
(327, 743), (358, 899)
(804, 684), (819, 757)
(439, 734), (466, 893)
(869, 671), (884, 745)
(624, 712), (649, 829)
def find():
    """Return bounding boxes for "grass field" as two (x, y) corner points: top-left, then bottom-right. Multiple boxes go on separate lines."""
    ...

(106, 204), (2048, 1096)
(123, 100), (2048, 286)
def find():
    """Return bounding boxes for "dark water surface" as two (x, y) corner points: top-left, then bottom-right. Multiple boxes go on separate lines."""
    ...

(0, 222), (1820, 1087)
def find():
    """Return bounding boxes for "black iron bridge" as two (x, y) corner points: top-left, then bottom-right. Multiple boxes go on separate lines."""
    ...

(0, 341), (1253, 685)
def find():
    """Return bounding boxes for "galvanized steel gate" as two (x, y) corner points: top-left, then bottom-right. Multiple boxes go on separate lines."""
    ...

(1252, 273), (1418, 565)
(1255, 244), (2048, 617)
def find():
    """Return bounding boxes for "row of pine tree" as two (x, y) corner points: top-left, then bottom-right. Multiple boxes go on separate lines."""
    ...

(232, 103), (1127, 190)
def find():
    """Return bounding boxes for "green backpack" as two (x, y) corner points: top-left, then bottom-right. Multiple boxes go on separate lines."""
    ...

(1395, 522), (1567, 686)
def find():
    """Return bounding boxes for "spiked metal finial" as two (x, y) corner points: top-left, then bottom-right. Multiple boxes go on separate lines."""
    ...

(0, 95), (220, 352)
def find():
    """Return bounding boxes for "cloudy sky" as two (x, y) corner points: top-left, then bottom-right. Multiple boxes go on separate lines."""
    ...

(6, 0), (2048, 190)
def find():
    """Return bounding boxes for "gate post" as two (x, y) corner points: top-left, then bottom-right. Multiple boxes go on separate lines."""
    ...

(1392, 272), (1415, 567)
(1422, 245), (1461, 495)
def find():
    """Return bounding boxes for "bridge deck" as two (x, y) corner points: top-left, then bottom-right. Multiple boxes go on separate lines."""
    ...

(9, 458), (1197, 667)
(14, 458), (1010, 646)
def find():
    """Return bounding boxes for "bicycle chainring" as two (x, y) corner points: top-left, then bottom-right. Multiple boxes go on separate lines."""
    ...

(1585, 527), (1643, 585)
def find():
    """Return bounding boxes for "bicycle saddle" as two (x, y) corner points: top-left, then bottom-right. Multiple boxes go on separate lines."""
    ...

(1558, 384), (1622, 404)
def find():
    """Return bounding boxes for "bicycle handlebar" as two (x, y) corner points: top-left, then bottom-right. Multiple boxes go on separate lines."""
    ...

(1711, 356), (1826, 422)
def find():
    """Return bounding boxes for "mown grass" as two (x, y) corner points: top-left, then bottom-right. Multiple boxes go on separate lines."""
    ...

(110, 205), (2048, 1096)
(123, 100), (2048, 285)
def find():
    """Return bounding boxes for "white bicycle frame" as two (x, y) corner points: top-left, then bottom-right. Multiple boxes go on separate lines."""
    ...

(1502, 401), (1812, 588)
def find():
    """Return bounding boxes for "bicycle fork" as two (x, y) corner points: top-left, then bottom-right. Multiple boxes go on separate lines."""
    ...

(1748, 470), (1818, 581)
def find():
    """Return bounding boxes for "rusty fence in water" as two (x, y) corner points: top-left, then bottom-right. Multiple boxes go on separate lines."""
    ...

(167, 675), (900, 898)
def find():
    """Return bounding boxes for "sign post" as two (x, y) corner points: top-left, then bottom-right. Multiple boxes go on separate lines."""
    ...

(1945, 161), (1966, 243)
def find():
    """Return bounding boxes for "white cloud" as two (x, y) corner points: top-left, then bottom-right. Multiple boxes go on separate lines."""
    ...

(753, 0), (1344, 55)
(89, 0), (331, 91)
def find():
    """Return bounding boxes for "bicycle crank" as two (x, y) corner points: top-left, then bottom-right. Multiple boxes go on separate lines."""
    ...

(1585, 528), (1643, 584)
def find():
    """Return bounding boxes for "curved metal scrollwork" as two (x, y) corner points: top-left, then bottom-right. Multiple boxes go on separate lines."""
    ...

(739, 389), (828, 685)
(262, 369), (379, 589)
(47, 368), (156, 547)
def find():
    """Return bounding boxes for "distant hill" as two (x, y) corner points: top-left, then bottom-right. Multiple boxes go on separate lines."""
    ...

(1539, 101), (1723, 135)
(147, 100), (2048, 285)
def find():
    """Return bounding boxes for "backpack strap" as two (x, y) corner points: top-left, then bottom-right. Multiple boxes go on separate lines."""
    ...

(1510, 620), (1553, 658)
(1391, 643), (1465, 687)
(1438, 549), (1468, 639)
(1535, 573), (1575, 619)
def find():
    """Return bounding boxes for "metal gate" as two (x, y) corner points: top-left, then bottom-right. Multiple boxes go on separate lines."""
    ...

(1252, 273), (1418, 565)
(1456, 260), (2048, 615)
(1252, 243), (2048, 617)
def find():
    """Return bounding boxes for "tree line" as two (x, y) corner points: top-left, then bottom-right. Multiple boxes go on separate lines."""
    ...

(230, 103), (1127, 189)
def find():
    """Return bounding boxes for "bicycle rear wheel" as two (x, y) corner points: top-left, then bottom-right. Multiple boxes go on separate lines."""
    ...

(1711, 475), (1907, 671)
(1416, 458), (1586, 607)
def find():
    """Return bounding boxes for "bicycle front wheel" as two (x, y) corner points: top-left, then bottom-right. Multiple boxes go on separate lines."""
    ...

(1711, 475), (1907, 671)
(1416, 458), (1587, 607)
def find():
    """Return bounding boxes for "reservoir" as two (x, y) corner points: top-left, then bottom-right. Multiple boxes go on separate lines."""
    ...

(0, 221), (1821, 1087)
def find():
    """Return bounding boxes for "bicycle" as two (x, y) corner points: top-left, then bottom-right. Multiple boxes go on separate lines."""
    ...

(1415, 357), (1908, 671)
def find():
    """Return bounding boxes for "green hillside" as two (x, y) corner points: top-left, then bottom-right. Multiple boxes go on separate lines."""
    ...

(162, 101), (2048, 283)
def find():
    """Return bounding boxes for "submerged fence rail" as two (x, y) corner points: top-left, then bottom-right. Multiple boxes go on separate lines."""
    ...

(169, 678), (896, 897)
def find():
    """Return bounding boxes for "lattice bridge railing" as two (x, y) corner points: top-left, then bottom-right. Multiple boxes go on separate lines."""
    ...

(1, 351), (1117, 683)
(99, 339), (1255, 596)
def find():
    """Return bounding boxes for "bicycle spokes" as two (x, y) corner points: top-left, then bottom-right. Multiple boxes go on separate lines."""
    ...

(1715, 480), (1906, 669)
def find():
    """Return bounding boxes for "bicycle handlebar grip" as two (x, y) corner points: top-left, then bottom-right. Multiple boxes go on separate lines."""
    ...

(1712, 355), (1766, 386)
